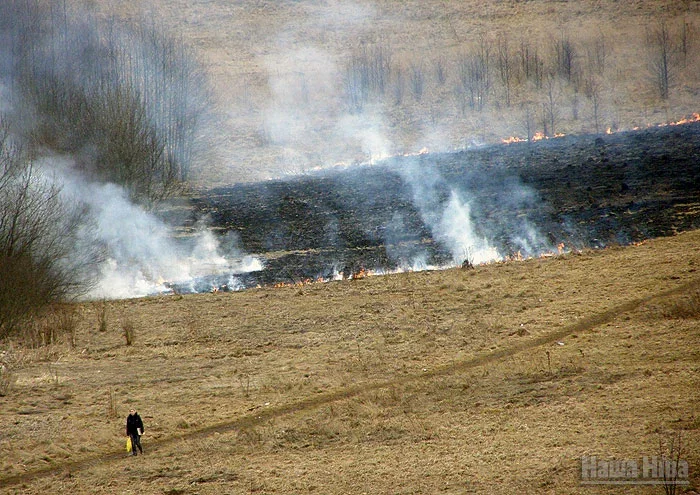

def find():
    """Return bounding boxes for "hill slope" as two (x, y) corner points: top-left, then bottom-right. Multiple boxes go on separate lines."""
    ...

(186, 121), (700, 290)
(94, 0), (700, 182)
(1, 230), (698, 493)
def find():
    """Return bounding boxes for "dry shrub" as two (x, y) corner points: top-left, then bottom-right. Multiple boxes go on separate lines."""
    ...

(0, 126), (99, 340)
(96, 299), (108, 332)
(122, 319), (135, 346)
(54, 305), (78, 348)
(46, 363), (60, 387)
(17, 305), (78, 348)
(659, 430), (686, 495)
(21, 320), (56, 348)
(236, 426), (263, 445)
(0, 365), (15, 396)
(107, 388), (119, 418)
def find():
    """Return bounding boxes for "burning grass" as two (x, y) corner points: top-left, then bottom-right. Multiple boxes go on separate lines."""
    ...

(0, 230), (699, 493)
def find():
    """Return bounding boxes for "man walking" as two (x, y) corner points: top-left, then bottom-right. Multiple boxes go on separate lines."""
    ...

(126, 409), (144, 456)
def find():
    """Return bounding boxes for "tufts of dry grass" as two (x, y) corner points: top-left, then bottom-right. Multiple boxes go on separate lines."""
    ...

(121, 319), (136, 346)
(96, 299), (108, 333)
(0, 366), (15, 397)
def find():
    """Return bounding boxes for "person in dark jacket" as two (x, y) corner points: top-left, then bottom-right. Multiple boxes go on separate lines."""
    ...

(125, 409), (144, 456)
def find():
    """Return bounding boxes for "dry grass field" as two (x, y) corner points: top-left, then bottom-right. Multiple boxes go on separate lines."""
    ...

(1, 230), (698, 494)
(93, 0), (700, 183)
(2, 1), (700, 494)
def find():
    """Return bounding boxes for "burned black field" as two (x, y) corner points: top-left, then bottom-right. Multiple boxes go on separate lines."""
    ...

(189, 121), (700, 288)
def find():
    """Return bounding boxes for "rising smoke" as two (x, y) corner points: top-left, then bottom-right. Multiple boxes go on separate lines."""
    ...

(254, 0), (556, 269)
(259, 0), (400, 174)
(36, 156), (262, 299)
(0, 0), (570, 302)
(0, 1), (260, 299)
(389, 155), (551, 268)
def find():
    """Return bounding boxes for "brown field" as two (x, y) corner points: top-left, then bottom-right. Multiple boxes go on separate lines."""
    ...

(1, 230), (699, 494)
(2, 1), (700, 494)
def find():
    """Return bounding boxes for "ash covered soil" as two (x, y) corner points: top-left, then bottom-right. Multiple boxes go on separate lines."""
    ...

(189, 121), (700, 288)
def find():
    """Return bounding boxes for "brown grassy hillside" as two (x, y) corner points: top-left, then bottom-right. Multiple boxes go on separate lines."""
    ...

(88, 0), (700, 183)
(1, 3), (698, 493)
(1, 230), (698, 493)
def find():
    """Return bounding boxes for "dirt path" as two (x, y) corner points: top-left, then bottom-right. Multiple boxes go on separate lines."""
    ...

(2, 277), (697, 489)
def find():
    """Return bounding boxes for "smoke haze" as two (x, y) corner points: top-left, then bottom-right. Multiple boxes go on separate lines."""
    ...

(391, 155), (550, 268)
(35, 157), (262, 299)
(4, 1), (697, 299)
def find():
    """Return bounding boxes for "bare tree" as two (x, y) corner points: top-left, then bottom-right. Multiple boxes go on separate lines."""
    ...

(542, 73), (561, 136)
(519, 38), (545, 89)
(647, 20), (673, 100)
(2, 0), (212, 206)
(393, 65), (405, 106)
(497, 33), (515, 106)
(586, 32), (607, 76)
(677, 19), (693, 68)
(520, 102), (536, 142)
(343, 56), (369, 113)
(588, 78), (604, 134)
(554, 33), (577, 84)
(409, 62), (425, 102)
(458, 47), (491, 112)
(434, 56), (447, 86)
(343, 39), (394, 112)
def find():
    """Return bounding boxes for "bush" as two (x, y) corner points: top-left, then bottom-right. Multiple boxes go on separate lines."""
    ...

(0, 1), (213, 337)
(11, 305), (79, 348)
(0, 123), (101, 339)
(0, 366), (15, 397)
(96, 300), (109, 333)
(122, 320), (136, 346)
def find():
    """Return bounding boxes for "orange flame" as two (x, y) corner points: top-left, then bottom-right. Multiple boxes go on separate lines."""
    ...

(668, 112), (700, 126)
(401, 147), (430, 158)
(605, 113), (700, 135)
(272, 278), (318, 288)
(503, 113), (698, 144)
(504, 250), (523, 262)
(351, 267), (374, 279)
(502, 132), (566, 144)
(501, 136), (528, 144)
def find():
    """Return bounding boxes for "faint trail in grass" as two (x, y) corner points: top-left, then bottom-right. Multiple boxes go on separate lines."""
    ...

(1, 277), (698, 489)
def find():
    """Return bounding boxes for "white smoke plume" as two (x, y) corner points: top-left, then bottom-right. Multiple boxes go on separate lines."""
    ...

(392, 157), (501, 266)
(437, 190), (500, 264)
(335, 106), (393, 164)
(389, 152), (556, 267)
(259, 0), (396, 175)
(254, 1), (542, 266)
(36, 156), (262, 299)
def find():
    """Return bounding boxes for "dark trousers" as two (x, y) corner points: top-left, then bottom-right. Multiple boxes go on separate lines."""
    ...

(129, 433), (143, 455)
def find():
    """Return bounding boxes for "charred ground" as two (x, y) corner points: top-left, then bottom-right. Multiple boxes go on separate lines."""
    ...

(190, 121), (700, 287)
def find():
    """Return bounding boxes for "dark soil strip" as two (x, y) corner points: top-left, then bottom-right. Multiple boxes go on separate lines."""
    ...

(2, 277), (698, 488)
